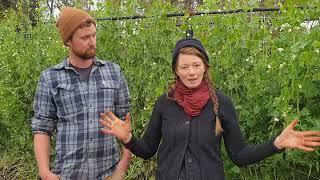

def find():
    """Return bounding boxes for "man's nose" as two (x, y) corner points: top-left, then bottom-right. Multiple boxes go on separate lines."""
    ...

(88, 36), (96, 45)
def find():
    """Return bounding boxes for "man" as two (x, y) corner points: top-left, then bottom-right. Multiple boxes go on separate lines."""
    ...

(32, 7), (131, 180)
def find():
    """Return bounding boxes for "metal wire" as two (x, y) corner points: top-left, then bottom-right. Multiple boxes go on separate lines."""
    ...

(96, 5), (314, 21)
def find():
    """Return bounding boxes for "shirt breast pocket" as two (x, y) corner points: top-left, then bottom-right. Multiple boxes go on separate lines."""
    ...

(52, 83), (83, 116)
(98, 80), (119, 110)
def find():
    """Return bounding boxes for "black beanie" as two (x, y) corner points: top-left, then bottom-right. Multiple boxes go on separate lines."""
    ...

(172, 38), (209, 71)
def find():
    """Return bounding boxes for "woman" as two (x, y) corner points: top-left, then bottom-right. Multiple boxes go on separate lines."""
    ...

(99, 38), (320, 180)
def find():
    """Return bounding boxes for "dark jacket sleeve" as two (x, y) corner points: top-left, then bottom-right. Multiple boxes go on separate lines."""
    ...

(219, 93), (282, 167)
(124, 95), (164, 159)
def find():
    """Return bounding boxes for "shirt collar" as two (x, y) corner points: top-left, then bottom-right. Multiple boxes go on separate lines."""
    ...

(52, 57), (106, 70)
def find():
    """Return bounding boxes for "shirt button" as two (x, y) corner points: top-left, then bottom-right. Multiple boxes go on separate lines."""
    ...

(187, 157), (192, 163)
(90, 137), (93, 141)
(185, 121), (190, 125)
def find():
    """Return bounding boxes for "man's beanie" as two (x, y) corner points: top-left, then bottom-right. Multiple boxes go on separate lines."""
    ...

(172, 38), (209, 71)
(56, 7), (96, 45)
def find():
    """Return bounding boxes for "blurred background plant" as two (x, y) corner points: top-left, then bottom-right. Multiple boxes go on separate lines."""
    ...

(0, 0), (319, 179)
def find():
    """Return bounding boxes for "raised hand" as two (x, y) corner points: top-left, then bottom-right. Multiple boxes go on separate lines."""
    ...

(274, 119), (320, 151)
(99, 111), (132, 143)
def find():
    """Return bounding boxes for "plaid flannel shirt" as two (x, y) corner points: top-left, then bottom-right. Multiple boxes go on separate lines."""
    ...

(32, 58), (130, 180)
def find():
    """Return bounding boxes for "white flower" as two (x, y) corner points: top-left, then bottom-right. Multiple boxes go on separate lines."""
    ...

(279, 63), (284, 69)
(282, 112), (287, 117)
(273, 117), (279, 122)
(136, 7), (144, 16)
(277, 48), (284, 52)
(298, 84), (302, 89)
(132, 29), (138, 35)
(300, 22), (308, 29)
(121, 30), (126, 37)
(245, 58), (249, 62)
(288, 29), (292, 32)
(280, 23), (291, 31)
(268, 64), (272, 69)
(294, 26), (301, 30)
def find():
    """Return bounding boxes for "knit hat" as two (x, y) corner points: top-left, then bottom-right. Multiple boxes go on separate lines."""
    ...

(56, 7), (96, 45)
(172, 38), (209, 71)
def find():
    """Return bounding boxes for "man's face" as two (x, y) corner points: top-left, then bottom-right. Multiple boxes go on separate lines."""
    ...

(68, 23), (96, 60)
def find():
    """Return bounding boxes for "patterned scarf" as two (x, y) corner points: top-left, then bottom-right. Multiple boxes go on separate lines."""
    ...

(174, 80), (210, 118)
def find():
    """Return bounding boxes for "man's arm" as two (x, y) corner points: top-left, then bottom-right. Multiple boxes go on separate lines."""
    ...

(105, 147), (131, 180)
(32, 72), (59, 179)
(34, 134), (59, 180)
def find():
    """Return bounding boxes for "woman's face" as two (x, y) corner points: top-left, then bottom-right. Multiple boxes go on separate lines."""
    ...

(176, 54), (206, 89)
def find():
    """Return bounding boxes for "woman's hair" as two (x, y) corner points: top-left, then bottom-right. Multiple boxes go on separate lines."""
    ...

(168, 47), (223, 136)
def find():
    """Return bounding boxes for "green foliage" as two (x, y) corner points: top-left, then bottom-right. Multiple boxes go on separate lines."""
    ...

(0, 8), (64, 180)
(0, 0), (319, 179)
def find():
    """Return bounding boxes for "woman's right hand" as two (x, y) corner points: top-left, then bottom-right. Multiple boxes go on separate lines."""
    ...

(99, 111), (132, 143)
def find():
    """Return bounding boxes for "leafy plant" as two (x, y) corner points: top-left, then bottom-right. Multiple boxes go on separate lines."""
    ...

(0, 0), (319, 179)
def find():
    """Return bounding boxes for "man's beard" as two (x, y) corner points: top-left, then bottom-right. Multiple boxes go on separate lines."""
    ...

(72, 46), (96, 60)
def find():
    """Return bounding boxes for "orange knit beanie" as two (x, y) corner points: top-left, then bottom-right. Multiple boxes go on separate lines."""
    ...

(56, 7), (96, 45)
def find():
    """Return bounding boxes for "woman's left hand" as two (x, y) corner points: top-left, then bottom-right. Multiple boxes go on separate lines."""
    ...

(274, 119), (320, 151)
(99, 111), (132, 143)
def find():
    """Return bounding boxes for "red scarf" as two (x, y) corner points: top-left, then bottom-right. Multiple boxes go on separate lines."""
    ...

(173, 80), (210, 117)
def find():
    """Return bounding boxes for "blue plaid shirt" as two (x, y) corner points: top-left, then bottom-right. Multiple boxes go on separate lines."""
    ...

(32, 58), (130, 180)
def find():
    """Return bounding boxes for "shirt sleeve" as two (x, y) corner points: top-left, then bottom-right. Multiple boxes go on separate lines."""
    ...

(32, 72), (57, 136)
(220, 93), (282, 167)
(114, 67), (130, 120)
